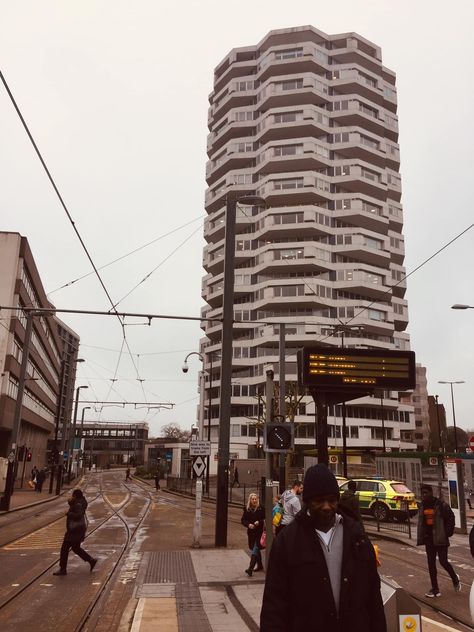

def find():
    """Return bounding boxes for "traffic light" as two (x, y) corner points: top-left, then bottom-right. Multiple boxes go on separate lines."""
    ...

(264, 422), (294, 453)
(26, 450), (32, 462)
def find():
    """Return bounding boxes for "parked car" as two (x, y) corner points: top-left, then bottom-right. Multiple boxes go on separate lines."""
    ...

(338, 477), (418, 522)
(336, 476), (348, 486)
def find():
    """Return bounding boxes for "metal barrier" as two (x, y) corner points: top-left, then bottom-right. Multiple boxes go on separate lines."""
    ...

(166, 477), (261, 507)
(381, 576), (422, 631)
(370, 500), (414, 539)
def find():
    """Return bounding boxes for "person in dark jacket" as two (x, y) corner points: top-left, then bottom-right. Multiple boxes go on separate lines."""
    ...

(154, 472), (161, 490)
(261, 464), (386, 632)
(53, 489), (97, 576)
(35, 468), (46, 493)
(339, 479), (362, 522)
(417, 483), (459, 597)
(241, 492), (265, 577)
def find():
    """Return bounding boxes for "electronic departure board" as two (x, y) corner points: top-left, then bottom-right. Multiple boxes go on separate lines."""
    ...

(298, 347), (416, 390)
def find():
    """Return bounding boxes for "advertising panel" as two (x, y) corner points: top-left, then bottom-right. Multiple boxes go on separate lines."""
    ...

(445, 460), (461, 528)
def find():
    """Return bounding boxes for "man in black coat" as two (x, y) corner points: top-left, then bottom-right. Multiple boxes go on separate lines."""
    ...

(260, 464), (386, 632)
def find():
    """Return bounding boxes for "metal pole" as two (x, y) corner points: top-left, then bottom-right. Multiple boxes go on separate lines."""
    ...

(434, 395), (443, 452)
(380, 390), (386, 452)
(206, 353), (212, 496)
(340, 331), (348, 477)
(67, 385), (87, 483)
(215, 196), (237, 547)
(79, 406), (90, 475)
(265, 368), (274, 554)
(50, 358), (67, 494)
(278, 324), (286, 493)
(450, 383), (458, 453)
(1, 311), (34, 511)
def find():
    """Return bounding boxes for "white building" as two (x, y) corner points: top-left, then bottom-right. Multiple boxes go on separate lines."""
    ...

(200, 26), (416, 470)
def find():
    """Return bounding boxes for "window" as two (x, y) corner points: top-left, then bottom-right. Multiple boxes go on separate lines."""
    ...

(276, 79), (303, 91)
(275, 48), (303, 60)
(273, 144), (303, 157)
(273, 111), (301, 123)
(273, 178), (304, 190)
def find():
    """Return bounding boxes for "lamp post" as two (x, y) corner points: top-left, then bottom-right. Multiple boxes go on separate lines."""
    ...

(438, 381), (465, 453)
(215, 193), (265, 547)
(434, 394), (444, 453)
(79, 406), (91, 474)
(67, 385), (88, 483)
(182, 351), (215, 494)
(451, 304), (474, 310)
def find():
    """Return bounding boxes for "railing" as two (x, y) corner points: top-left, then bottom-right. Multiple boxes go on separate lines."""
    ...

(367, 500), (415, 539)
(166, 476), (262, 507)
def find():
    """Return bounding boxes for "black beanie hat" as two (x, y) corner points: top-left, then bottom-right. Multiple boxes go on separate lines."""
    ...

(303, 464), (340, 503)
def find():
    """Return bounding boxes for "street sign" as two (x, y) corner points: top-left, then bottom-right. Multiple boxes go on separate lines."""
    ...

(386, 447), (392, 452)
(469, 436), (474, 451)
(192, 456), (206, 478)
(329, 455), (338, 464)
(466, 447), (473, 454)
(7, 450), (15, 464)
(429, 456), (439, 465)
(189, 441), (211, 456)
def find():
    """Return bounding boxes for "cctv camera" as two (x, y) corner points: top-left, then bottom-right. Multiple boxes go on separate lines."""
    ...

(182, 363), (189, 373)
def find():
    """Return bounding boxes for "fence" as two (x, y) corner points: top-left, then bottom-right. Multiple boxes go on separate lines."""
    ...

(167, 477), (416, 539)
(167, 476), (262, 507)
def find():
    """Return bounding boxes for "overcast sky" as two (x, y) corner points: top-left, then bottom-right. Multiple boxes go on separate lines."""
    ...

(1, 1), (473, 437)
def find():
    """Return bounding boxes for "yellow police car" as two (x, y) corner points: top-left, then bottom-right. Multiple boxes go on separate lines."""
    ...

(339, 477), (418, 522)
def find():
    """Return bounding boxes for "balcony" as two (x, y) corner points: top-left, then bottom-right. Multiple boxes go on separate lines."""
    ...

(255, 140), (331, 175)
(333, 198), (389, 233)
(256, 174), (331, 206)
(331, 68), (383, 103)
(333, 164), (387, 201)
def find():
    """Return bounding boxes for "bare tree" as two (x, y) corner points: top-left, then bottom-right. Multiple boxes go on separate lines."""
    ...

(161, 423), (191, 441)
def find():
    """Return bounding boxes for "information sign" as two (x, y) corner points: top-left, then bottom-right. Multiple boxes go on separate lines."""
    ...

(189, 441), (211, 456)
(298, 347), (416, 390)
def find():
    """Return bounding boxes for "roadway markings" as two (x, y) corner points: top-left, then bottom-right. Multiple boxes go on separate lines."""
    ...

(3, 517), (66, 550)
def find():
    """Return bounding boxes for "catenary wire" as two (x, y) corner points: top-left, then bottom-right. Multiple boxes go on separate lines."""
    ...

(0, 69), (150, 404)
(110, 223), (203, 310)
(47, 215), (204, 295)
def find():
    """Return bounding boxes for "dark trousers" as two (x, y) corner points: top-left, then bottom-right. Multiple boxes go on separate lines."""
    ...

(425, 543), (458, 590)
(60, 539), (93, 571)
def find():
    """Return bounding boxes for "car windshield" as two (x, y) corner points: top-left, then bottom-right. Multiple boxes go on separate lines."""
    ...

(391, 483), (412, 494)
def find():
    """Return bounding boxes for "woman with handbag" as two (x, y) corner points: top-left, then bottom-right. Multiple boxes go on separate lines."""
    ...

(53, 489), (97, 576)
(241, 492), (265, 577)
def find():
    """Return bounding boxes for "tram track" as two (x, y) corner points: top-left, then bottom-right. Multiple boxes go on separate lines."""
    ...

(0, 471), (152, 632)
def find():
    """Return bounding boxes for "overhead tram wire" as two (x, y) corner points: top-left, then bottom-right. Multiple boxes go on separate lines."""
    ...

(47, 215), (205, 295)
(0, 69), (149, 405)
(110, 223), (203, 310)
(236, 205), (474, 353)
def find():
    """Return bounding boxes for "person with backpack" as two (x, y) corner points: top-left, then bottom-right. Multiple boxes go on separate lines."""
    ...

(53, 489), (97, 576)
(276, 480), (303, 535)
(417, 483), (460, 597)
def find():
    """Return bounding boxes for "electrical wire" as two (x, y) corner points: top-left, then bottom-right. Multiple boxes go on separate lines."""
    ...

(47, 215), (205, 295)
(110, 223), (203, 310)
(0, 69), (150, 406)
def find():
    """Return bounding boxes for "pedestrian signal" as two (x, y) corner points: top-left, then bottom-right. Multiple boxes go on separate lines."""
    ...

(264, 422), (294, 453)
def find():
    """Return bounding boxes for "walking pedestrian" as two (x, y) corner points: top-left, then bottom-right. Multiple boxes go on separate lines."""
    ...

(125, 467), (131, 481)
(35, 468), (46, 493)
(154, 472), (161, 491)
(339, 479), (362, 522)
(53, 489), (97, 576)
(417, 483), (460, 597)
(464, 481), (472, 510)
(276, 479), (303, 535)
(232, 466), (240, 488)
(261, 464), (386, 631)
(241, 492), (265, 577)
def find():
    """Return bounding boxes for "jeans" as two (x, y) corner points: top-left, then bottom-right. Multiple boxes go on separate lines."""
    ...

(425, 542), (458, 590)
(60, 539), (93, 571)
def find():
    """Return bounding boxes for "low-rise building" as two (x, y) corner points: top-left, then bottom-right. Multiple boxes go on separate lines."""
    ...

(78, 421), (148, 469)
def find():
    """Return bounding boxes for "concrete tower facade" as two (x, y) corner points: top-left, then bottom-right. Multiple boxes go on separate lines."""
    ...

(201, 26), (415, 468)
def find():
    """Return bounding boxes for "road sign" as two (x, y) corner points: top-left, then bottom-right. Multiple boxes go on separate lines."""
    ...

(429, 456), (439, 465)
(189, 441), (211, 456)
(469, 436), (474, 451)
(466, 447), (473, 454)
(386, 447), (392, 452)
(329, 455), (338, 464)
(7, 450), (15, 464)
(192, 456), (206, 478)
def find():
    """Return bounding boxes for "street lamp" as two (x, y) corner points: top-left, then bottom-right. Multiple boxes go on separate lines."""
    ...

(182, 351), (216, 494)
(67, 385), (89, 483)
(215, 192), (265, 547)
(434, 394), (444, 453)
(79, 406), (91, 474)
(438, 380), (465, 452)
(451, 304), (474, 310)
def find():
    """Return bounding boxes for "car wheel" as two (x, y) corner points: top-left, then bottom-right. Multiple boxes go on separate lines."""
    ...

(373, 502), (389, 522)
